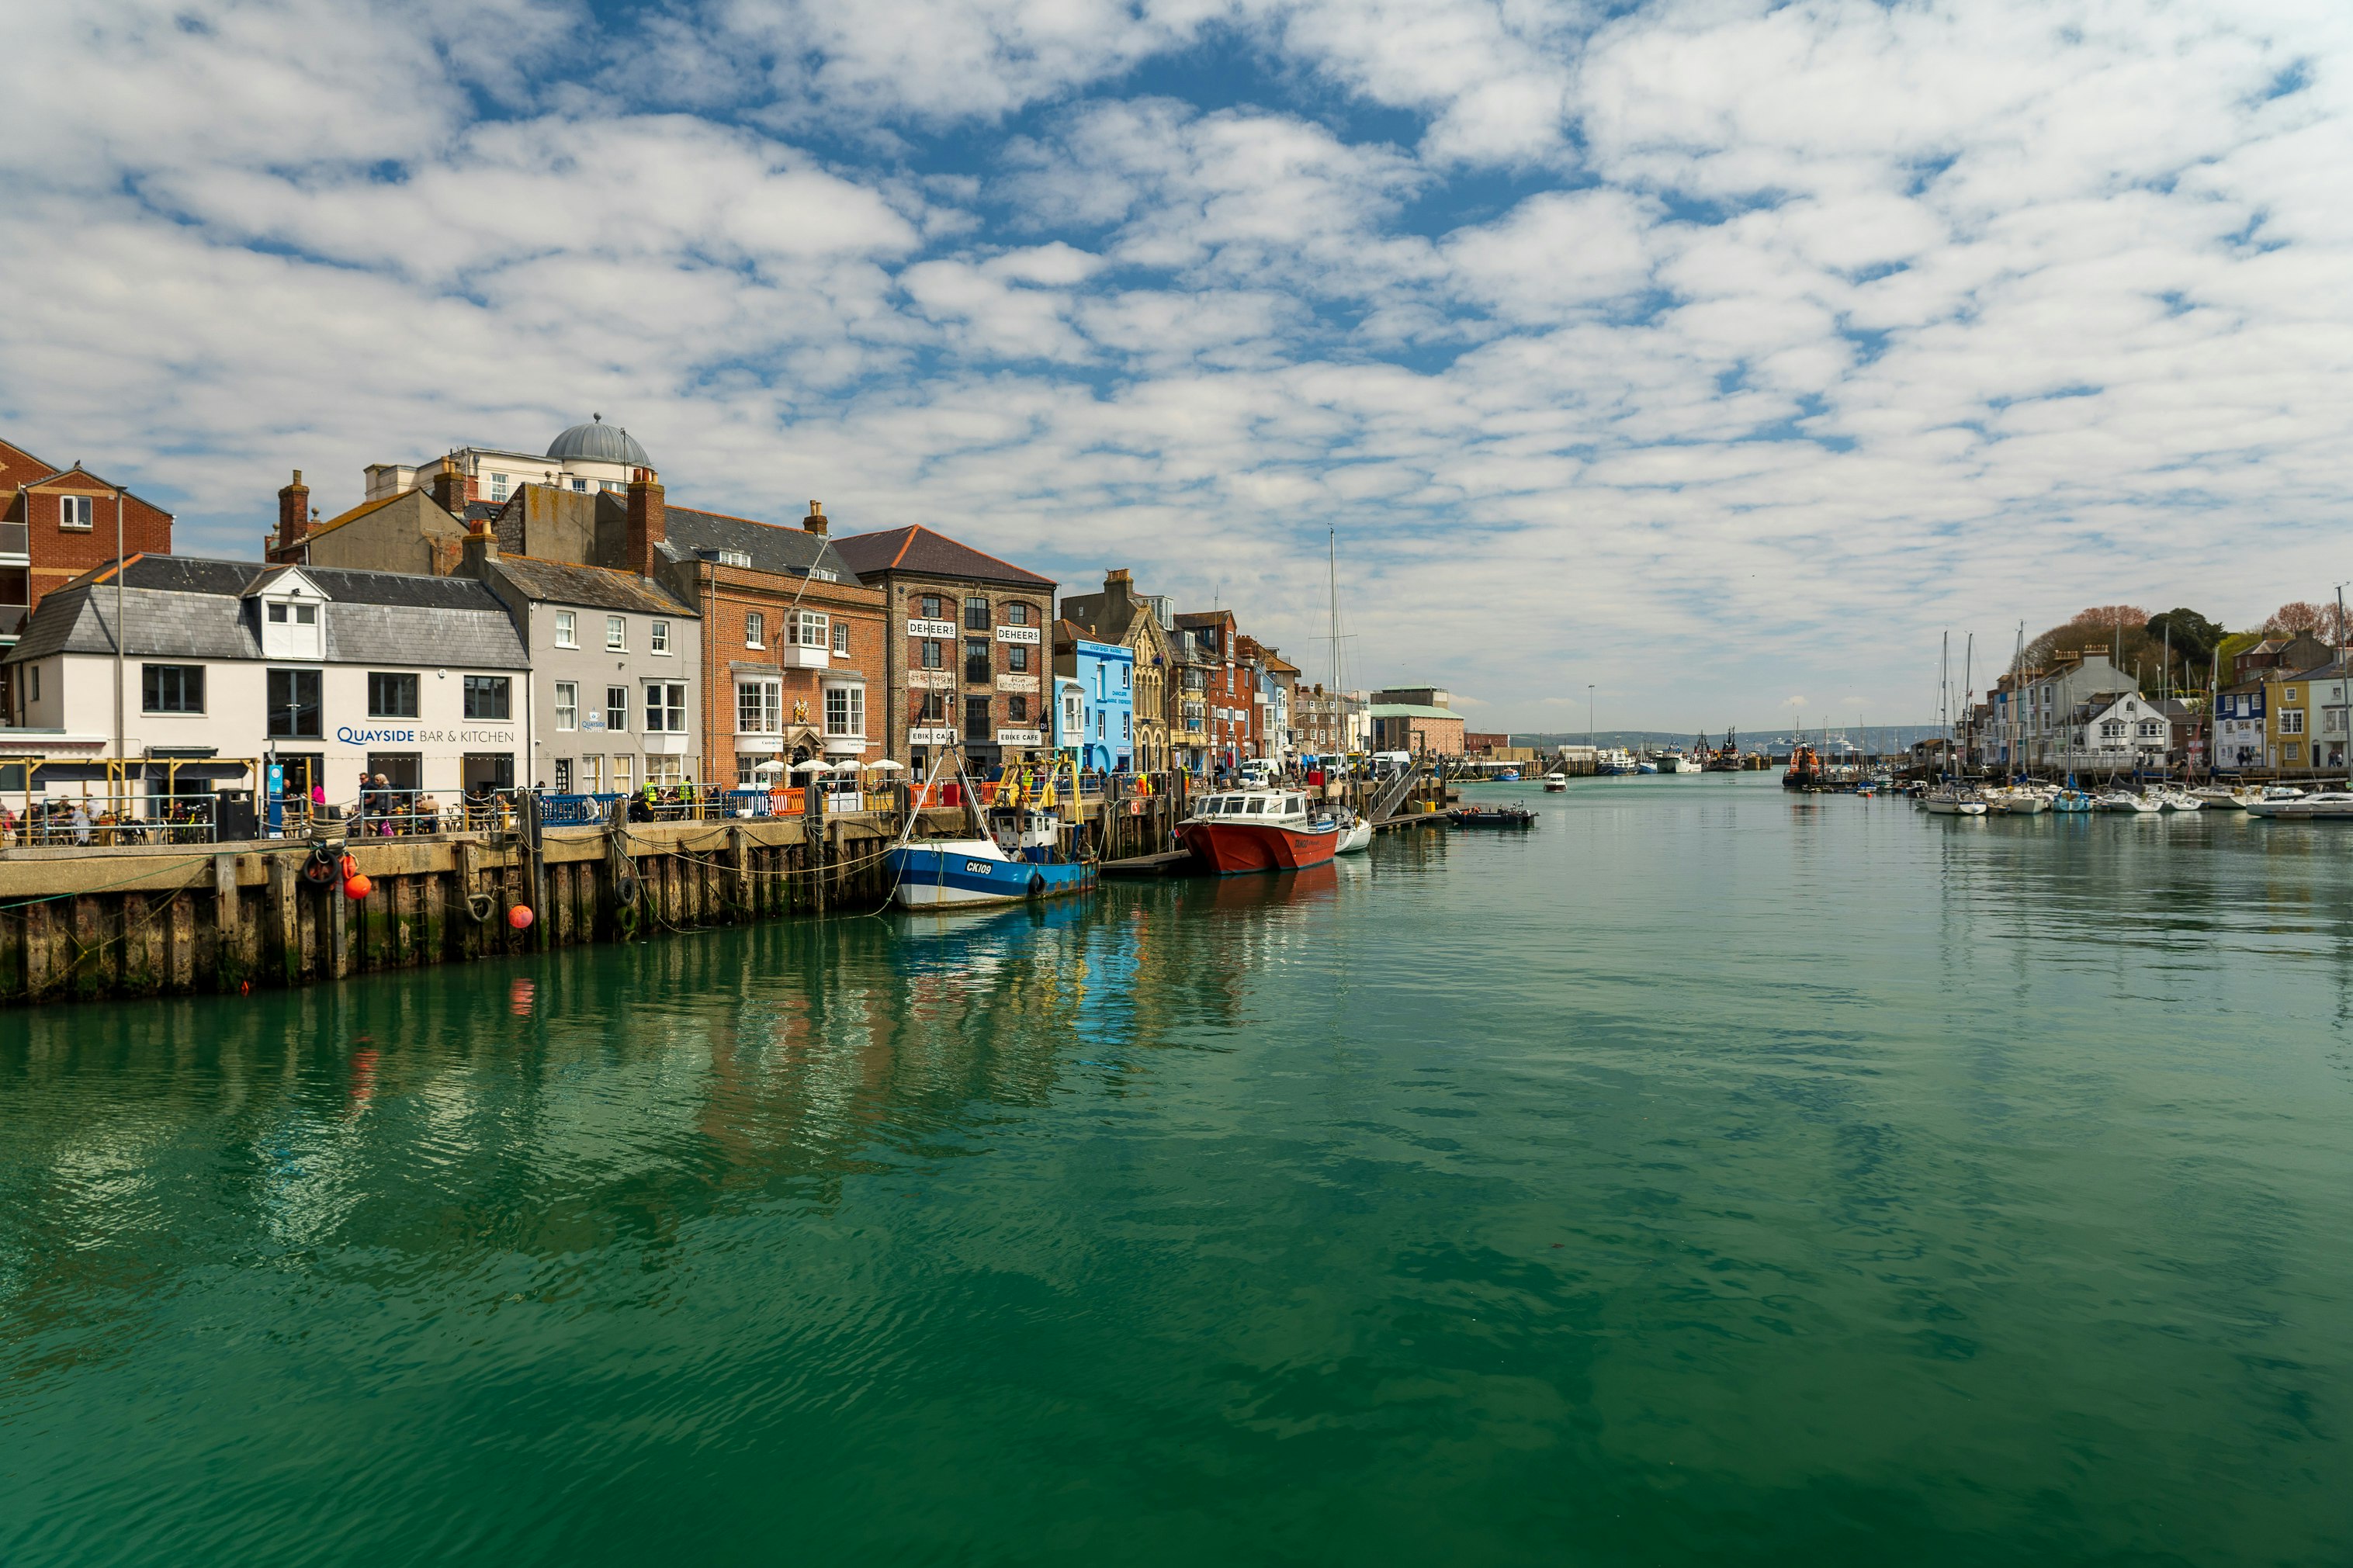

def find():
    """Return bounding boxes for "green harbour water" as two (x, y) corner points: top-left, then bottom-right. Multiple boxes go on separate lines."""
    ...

(4, 774), (2351, 1565)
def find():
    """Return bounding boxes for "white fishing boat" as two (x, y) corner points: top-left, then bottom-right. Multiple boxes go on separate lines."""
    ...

(1655, 751), (1688, 774)
(1542, 773), (1568, 793)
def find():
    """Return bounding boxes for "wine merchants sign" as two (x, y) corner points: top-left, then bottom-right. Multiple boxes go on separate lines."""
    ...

(335, 726), (517, 746)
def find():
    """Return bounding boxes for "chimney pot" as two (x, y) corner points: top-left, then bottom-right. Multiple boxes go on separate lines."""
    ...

(802, 500), (829, 538)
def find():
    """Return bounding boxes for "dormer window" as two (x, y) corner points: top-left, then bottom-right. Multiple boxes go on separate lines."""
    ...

(265, 601), (317, 625)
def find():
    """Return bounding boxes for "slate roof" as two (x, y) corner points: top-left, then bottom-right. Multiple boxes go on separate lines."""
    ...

(829, 524), (1053, 589)
(491, 555), (697, 616)
(658, 507), (861, 584)
(3, 555), (527, 668)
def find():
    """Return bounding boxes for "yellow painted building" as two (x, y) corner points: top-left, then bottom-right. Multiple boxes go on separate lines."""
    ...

(2263, 661), (2351, 771)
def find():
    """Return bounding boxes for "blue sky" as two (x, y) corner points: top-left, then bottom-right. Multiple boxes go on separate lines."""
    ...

(4, 0), (2348, 732)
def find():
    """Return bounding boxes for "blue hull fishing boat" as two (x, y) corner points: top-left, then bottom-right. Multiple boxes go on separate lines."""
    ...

(887, 833), (1097, 907)
(886, 757), (1097, 909)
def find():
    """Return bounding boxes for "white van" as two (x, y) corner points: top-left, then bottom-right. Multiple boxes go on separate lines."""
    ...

(1371, 750), (1413, 778)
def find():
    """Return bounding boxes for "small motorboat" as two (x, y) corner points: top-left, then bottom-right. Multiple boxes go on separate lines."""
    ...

(2095, 791), (2162, 813)
(1448, 805), (1537, 829)
(2154, 788), (2201, 811)
(1336, 813), (1374, 854)
(1542, 773), (1568, 793)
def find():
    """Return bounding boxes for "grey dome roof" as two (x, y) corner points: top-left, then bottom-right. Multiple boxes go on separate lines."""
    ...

(546, 414), (650, 467)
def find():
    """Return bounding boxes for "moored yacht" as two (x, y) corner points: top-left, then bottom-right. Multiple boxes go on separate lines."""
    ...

(2247, 790), (2353, 820)
(1922, 785), (1988, 815)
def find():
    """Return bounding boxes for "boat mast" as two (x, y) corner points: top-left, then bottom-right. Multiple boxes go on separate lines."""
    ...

(2209, 644), (2219, 781)
(2340, 583), (2351, 790)
(1961, 633), (1973, 783)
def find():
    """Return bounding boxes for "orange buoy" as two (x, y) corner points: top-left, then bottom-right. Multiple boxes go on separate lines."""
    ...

(343, 873), (372, 900)
(508, 904), (535, 931)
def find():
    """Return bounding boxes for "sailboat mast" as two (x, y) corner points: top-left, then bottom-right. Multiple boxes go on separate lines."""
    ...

(1962, 632), (1973, 779)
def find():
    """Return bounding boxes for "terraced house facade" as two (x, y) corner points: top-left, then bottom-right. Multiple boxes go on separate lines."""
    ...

(829, 525), (1055, 779)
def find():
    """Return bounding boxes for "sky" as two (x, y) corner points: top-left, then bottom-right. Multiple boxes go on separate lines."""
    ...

(3, 0), (2349, 733)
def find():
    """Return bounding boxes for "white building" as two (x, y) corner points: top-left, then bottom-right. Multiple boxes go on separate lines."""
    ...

(4, 556), (528, 812)
(2018, 653), (2134, 767)
(2062, 691), (2171, 772)
(365, 415), (650, 507)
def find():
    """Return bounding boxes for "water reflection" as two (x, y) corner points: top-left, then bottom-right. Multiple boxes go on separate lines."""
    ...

(0, 868), (1368, 1315)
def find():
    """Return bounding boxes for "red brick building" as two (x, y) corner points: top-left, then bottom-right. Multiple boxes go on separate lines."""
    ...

(623, 479), (887, 787)
(829, 525), (1056, 777)
(1176, 610), (1262, 768)
(2, 436), (175, 715)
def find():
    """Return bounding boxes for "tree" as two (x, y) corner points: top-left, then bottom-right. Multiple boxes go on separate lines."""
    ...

(2146, 608), (2223, 666)
(2268, 601), (2327, 637)
(2023, 605), (2151, 672)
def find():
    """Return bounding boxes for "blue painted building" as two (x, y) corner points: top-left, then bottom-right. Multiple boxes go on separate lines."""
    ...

(1054, 623), (1135, 772)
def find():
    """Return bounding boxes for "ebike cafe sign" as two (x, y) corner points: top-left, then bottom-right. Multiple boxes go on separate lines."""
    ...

(334, 725), (515, 746)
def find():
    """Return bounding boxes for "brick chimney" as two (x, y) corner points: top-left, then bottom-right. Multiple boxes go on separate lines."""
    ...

(626, 466), (666, 576)
(428, 458), (474, 516)
(275, 469), (309, 558)
(460, 516), (499, 577)
(1105, 566), (1131, 599)
(802, 500), (827, 538)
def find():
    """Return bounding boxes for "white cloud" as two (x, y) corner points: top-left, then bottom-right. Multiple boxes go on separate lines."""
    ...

(3, 0), (2352, 732)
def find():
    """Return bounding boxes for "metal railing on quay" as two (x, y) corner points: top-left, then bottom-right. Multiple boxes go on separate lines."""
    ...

(2, 802), (223, 848)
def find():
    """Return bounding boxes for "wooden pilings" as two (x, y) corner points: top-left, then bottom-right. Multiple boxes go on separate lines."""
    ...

(0, 778), (1407, 1010)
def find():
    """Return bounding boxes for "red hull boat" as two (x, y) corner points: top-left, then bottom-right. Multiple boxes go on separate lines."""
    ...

(1179, 788), (1345, 874)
